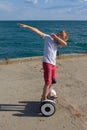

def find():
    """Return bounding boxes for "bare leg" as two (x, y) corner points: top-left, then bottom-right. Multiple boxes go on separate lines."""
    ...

(41, 84), (50, 100)
(47, 86), (55, 98)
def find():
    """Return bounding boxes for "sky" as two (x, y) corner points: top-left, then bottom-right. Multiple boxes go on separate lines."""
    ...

(0, 0), (87, 20)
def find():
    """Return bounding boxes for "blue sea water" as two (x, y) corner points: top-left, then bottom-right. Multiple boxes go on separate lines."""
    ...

(0, 20), (87, 60)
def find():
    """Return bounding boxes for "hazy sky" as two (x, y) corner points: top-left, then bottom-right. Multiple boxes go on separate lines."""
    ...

(0, 0), (87, 20)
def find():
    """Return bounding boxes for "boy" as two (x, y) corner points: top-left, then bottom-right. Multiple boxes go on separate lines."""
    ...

(18, 23), (68, 101)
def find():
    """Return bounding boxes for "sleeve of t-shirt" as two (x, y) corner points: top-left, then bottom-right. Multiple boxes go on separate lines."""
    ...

(42, 33), (50, 40)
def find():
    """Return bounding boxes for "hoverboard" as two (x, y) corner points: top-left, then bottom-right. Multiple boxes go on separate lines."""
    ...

(40, 79), (57, 117)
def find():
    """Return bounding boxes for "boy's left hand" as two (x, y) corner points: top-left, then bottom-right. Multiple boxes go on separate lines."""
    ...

(50, 33), (59, 43)
(50, 33), (56, 39)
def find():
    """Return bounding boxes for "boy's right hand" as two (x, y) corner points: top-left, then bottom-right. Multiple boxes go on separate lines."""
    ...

(17, 23), (27, 28)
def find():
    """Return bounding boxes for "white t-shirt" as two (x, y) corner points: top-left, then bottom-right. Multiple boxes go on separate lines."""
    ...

(42, 34), (58, 65)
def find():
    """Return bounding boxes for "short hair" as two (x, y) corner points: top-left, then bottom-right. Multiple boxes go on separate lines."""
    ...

(58, 30), (69, 41)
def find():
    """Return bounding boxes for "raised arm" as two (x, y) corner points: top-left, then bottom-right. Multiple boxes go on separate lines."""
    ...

(50, 33), (67, 47)
(17, 23), (44, 38)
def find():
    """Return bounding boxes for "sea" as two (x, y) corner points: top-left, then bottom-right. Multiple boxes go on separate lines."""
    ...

(0, 20), (87, 60)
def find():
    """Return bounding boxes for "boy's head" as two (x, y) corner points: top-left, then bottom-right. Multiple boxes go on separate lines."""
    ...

(56, 30), (68, 41)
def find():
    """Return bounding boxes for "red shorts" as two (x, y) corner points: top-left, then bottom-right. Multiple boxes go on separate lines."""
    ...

(43, 62), (56, 86)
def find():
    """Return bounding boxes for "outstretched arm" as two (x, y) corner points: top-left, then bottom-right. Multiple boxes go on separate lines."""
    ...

(50, 33), (67, 47)
(17, 23), (44, 38)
